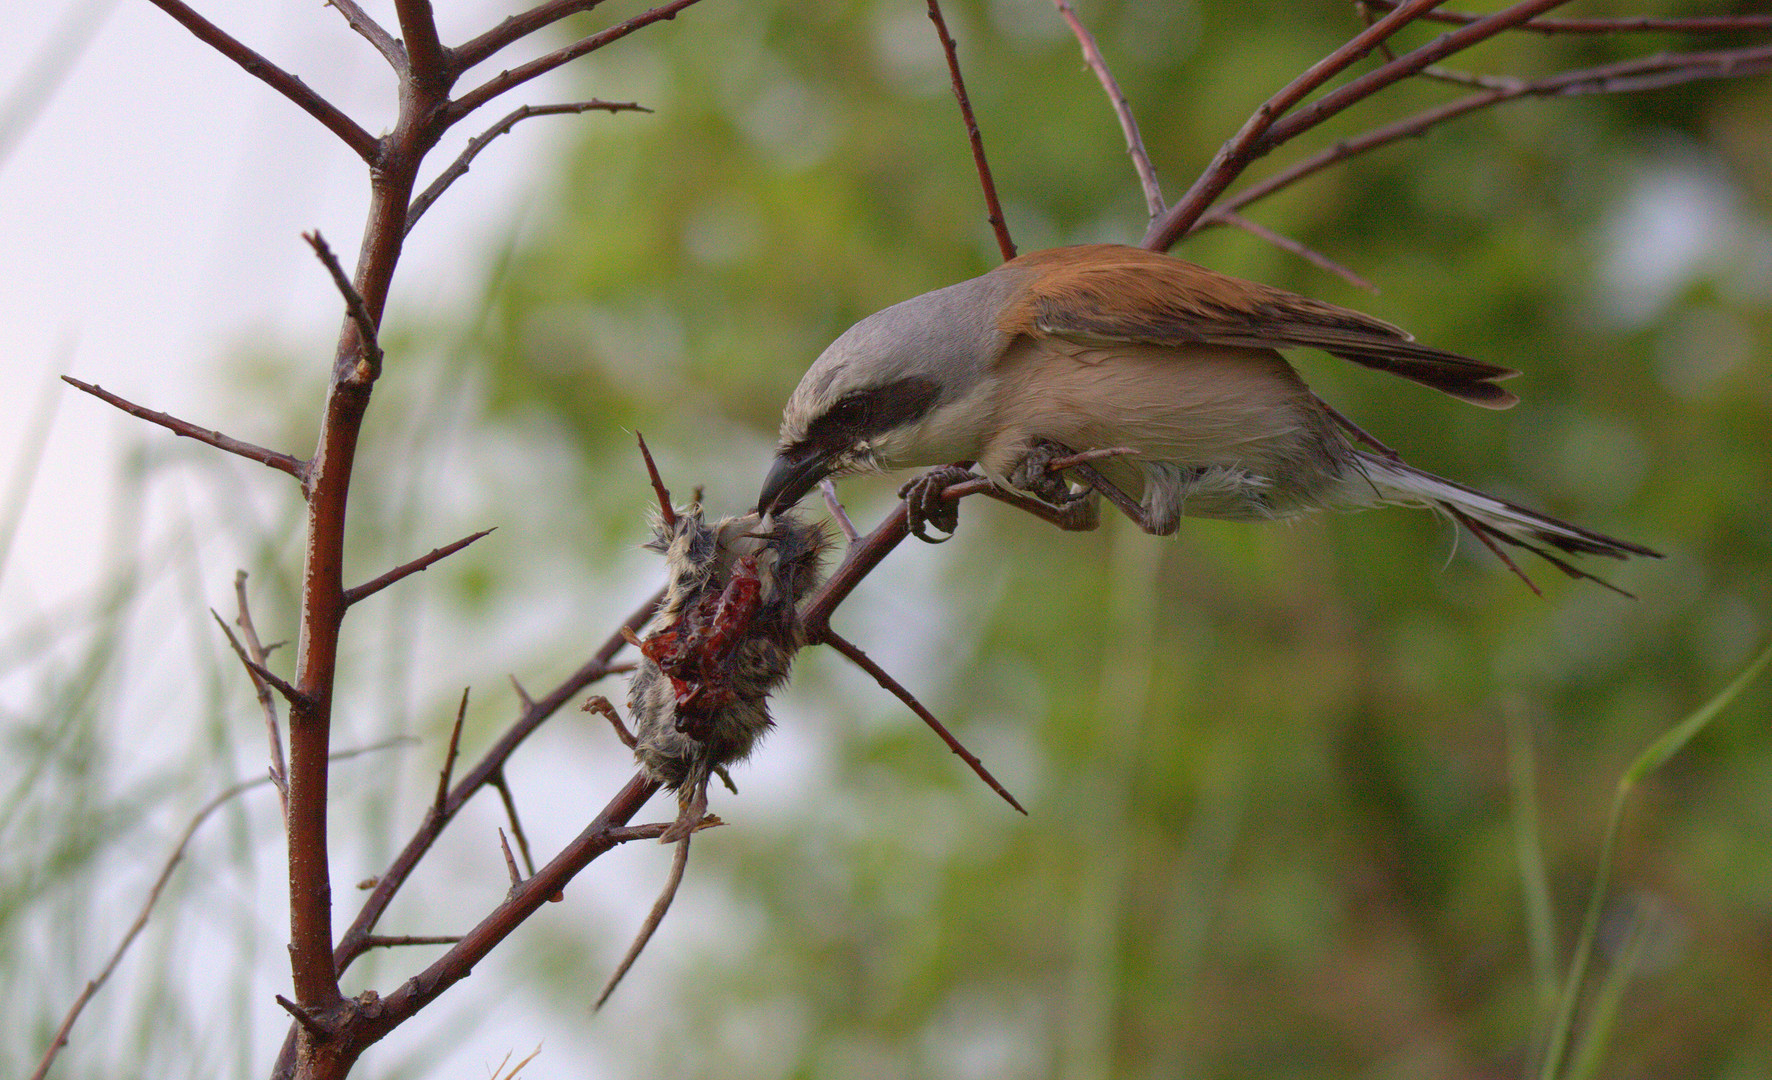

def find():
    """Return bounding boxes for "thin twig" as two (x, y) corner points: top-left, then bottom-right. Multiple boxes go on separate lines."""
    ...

(1053, 0), (1165, 218)
(509, 675), (536, 713)
(408, 100), (650, 233)
(141, 0), (379, 160)
(819, 479), (859, 544)
(1219, 212), (1379, 292)
(30, 742), (405, 1080)
(1359, 1), (1772, 35)
(360, 934), (463, 949)
(594, 831), (692, 1009)
(822, 630), (1027, 815)
(586, 695), (637, 750)
(1144, 0), (1456, 250)
(456, 0), (612, 71)
(324, 0), (405, 69)
(926, 0), (1017, 261)
(234, 572), (289, 806)
(498, 828), (524, 888)
(212, 611), (310, 707)
(343, 528), (496, 606)
(449, 0), (706, 123)
(391, 0), (451, 94)
(435, 689), (471, 814)
(276, 995), (329, 1038)
(1198, 43), (1772, 231)
(305, 231), (385, 385)
(491, 773), (538, 877)
(634, 431), (678, 525)
(61, 377), (307, 483)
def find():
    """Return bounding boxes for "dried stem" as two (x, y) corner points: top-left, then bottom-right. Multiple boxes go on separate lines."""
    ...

(344, 529), (495, 606)
(926, 0), (1016, 261)
(234, 572), (289, 805)
(449, 0), (708, 123)
(1358, 1), (1772, 35)
(594, 830), (693, 1009)
(822, 630), (1026, 814)
(408, 100), (650, 233)
(61, 377), (307, 484)
(1053, 0), (1165, 218)
(141, 0), (378, 160)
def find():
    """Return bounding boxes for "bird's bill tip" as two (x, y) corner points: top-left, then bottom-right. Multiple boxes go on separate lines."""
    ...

(757, 447), (833, 515)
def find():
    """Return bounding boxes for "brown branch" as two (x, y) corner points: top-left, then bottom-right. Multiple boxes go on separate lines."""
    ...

(392, 0), (451, 94)
(927, 0), (1016, 262)
(491, 773), (538, 878)
(349, 772), (662, 1046)
(212, 611), (310, 707)
(822, 630), (1026, 814)
(434, 689), (470, 813)
(1053, 0), (1165, 218)
(1360, 1), (1772, 35)
(331, 587), (664, 975)
(448, 0), (707, 124)
(1144, 0), (1458, 250)
(141, 0), (379, 160)
(407, 100), (650, 233)
(594, 831), (693, 1009)
(234, 572), (289, 806)
(305, 231), (385, 385)
(360, 934), (463, 949)
(1220, 212), (1378, 292)
(343, 529), (495, 606)
(456, 0), (613, 71)
(1199, 43), (1772, 230)
(324, 0), (405, 69)
(498, 828), (524, 888)
(61, 377), (307, 484)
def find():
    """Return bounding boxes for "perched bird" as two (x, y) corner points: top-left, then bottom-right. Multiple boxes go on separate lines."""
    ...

(758, 243), (1659, 588)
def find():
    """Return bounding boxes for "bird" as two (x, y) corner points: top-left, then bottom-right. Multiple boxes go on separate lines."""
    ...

(757, 243), (1660, 591)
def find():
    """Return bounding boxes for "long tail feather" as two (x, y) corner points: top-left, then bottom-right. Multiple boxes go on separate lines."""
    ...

(1353, 453), (1662, 593)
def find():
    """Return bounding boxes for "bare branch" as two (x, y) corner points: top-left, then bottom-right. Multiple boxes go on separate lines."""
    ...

(211, 610), (310, 708)
(1219, 212), (1378, 292)
(927, 0), (1017, 261)
(1199, 43), (1772, 230)
(1144, 0), (1461, 250)
(234, 572), (289, 808)
(434, 689), (471, 814)
(456, 0), (612, 71)
(305, 231), (385, 385)
(360, 934), (463, 949)
(594, 831), (692, 1009)
(491, 772), (538, 877)
(332, 587), (664, 974)
(819, 479), (860, 544)
(61, 377), (307, 483)
(343, 528), (496, 606)
(324, 0), (405, 69)
(823, 630), (1026, 814)
(407, 100), (650, 233)
(1053, 0), (1165, 218)
(392, 0), (451, 92)
(449, 0), (707, 124)
(634, 431), (678, 526)
(141, 0), (379, 160)
(1360, 1), (1772, 36)
(275, 995), (330, 1038)
(498, 828), (524, 888)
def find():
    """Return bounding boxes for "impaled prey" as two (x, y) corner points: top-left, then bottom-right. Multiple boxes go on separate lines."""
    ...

(625, 504), (827, 822)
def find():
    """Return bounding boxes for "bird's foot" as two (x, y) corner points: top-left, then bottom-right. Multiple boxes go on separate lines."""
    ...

(898, 463), (975, 543)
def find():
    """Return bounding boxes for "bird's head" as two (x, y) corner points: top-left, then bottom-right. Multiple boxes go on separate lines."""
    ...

(757, 269), (1020, 514)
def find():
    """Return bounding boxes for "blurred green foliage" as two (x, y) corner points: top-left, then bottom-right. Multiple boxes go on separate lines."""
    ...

(466, 2), (1772, 1077)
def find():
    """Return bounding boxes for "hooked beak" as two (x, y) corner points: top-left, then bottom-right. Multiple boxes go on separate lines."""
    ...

(758, 444), (837, 515)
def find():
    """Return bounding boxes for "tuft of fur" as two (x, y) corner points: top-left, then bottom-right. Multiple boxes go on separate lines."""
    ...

(627, 507), (827, 795)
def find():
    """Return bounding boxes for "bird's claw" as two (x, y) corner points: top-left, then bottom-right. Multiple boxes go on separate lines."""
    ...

(899, 464), (974, 543)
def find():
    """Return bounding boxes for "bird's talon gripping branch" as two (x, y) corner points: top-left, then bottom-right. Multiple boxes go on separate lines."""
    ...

(898, 464), (974, 542)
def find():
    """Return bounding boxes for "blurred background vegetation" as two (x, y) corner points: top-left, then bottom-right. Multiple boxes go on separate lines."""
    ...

(7, 1), (1771, 1077)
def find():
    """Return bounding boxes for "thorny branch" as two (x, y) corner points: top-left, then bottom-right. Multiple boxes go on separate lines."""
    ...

(1053, 0), (1165, 218)
(927, 0), (1016, 262)
(343, 529), (496, 606)
(234, 572), (290, 805)
(62, 377), (307, 484)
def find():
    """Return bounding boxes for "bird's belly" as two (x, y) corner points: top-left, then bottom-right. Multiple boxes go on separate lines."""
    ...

(986, 341), (1349, 521)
